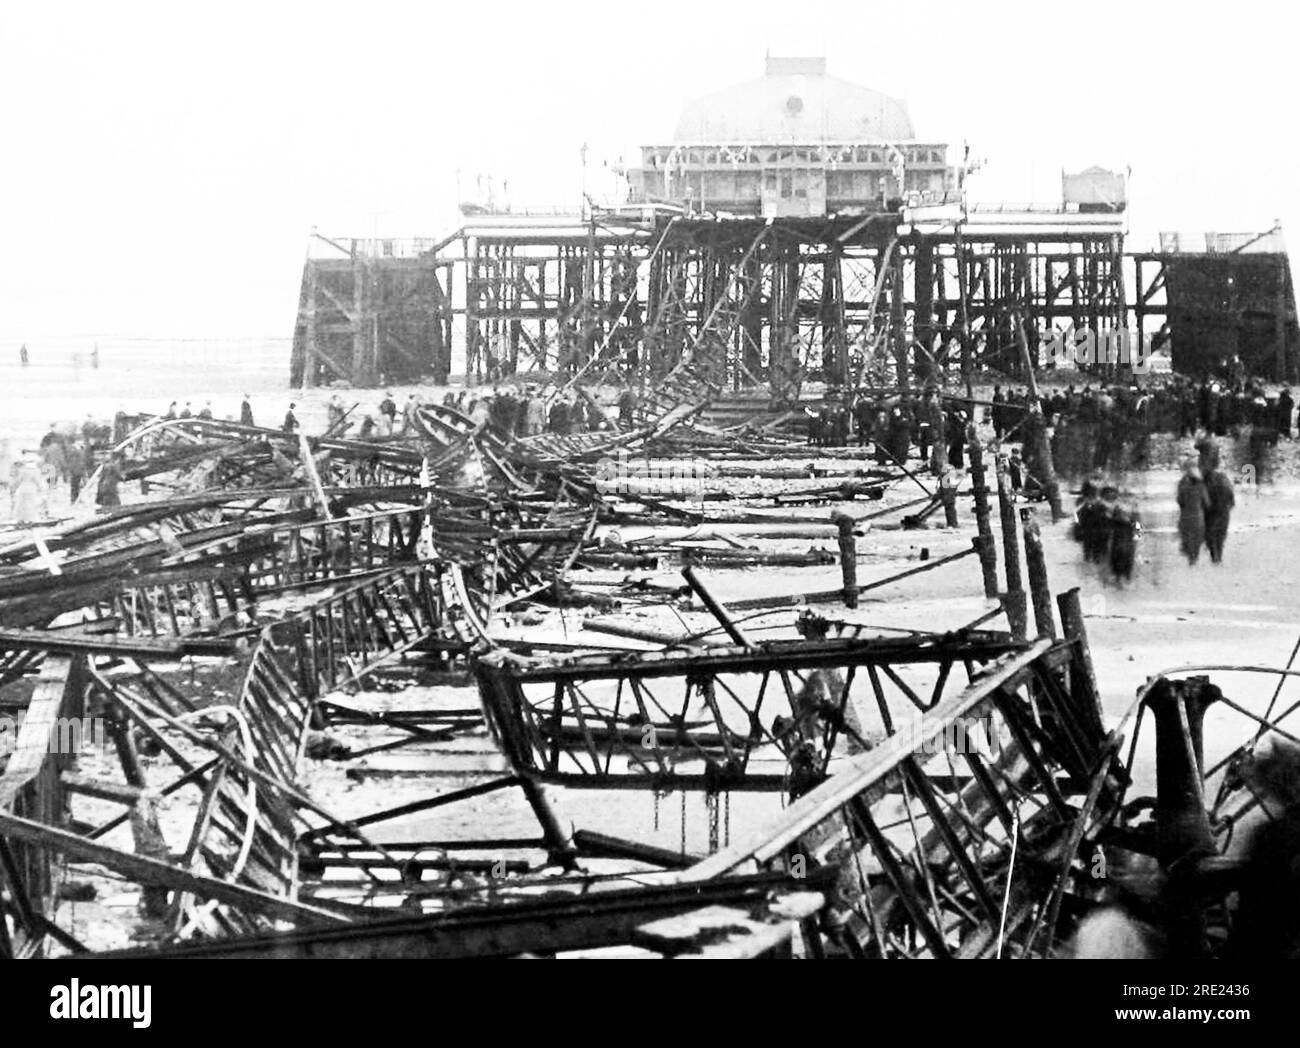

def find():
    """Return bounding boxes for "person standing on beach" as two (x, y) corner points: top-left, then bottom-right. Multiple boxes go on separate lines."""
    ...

(1176, 459), (1210, 565)
(12, 456), (48, 521)
(1204, 467), (1235, 564)
(96, 453), (123, 511)
(65, 441), (87, 503)
(240, 394), (255, 427)
(1108, 495), (1139, 584)
(402, 393), (421, 434)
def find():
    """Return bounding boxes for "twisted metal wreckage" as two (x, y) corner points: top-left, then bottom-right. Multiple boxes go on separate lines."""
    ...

(0, 370), (1294, 959)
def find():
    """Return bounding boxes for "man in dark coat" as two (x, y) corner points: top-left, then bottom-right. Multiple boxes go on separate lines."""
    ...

(282, 403), (299, 434)
(1204, 468), (1235, 564)
(1077, 489), (1110, 564)
(991, 385), (1007, 440)
(806, 406), (824, 447)
(65, 441), (87, 503)
(1176, 460), (1210, 565)
(240, 395), (255, 427)
(1195, 436), (1220, 475)
(945, 408), (966, 470)
(617, 388), (637, 429)
(1277, 388), (1294, 439)
(887, 407), (912, 463)
(853, 397), (874, 447)
(831, 402), (850, 447)
(548, 398), (569, 434)
(96, 453), (124, 511)
(1108, 494), (1139, 584)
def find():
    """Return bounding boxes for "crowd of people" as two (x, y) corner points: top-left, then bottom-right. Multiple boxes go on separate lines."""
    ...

(803, 387), (974, 473)
(147, 385), (633, 445)
(1012, 376), (1296, 478)
(1176, 439), (1237, 566)
(1, 416), (117, 522)
(347, 386), (628, 441)
(1072, 481), (1142, 586)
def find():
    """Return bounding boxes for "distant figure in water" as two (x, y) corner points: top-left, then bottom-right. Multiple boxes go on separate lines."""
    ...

(1176, 459), (1210, 564)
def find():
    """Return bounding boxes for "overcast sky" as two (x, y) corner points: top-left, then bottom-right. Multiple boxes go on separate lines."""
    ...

(2, 0), (1295, 343)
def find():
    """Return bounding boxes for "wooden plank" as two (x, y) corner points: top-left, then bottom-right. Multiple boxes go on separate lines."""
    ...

(60, 773), (145, 805)
(0, 655), (76, 807)
(0, 809), (345, 926)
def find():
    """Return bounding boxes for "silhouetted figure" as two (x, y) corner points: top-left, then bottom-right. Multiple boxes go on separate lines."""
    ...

(886, 407), (911, 463)
(805, 406), (824, 447)
(617, 388), (637, 429)
(1108, 498), (1138, 584)
(96, 454), (124, 511)
(282, 403), (299, 434)
(65, 442), (87, 503)
(548, 398), (569, 434)
(240, 395), (254, 427)
(1277, 388), (1295, 439)
(19, 344), (29, 367)
(1176, 460), (1210, 565)
(853, 398), (874, 447)
(1204, 469), (1234, 564)
(990, 385), (1007, 439)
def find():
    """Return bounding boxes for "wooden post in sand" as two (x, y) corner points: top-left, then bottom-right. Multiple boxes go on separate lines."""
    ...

(1020, 507), (1057, 640)
(995, 456), (1028, 641)
(938, 471), (959, 528)
(832, 512), (858, 609)
(1057, 587), (1104, 737)
(967, 423), (1000, 598)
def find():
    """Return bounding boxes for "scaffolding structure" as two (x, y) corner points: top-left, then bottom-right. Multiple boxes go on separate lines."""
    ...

(290, 211), (1297, 393)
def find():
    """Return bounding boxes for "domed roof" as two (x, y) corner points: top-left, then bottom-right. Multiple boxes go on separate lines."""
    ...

(673, 57), (915, 144)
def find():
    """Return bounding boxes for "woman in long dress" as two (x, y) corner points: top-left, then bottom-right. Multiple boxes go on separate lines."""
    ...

(11, 459), (48, 522)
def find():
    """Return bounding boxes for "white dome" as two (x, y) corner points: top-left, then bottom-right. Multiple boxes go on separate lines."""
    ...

(673, 58), (915, 144)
